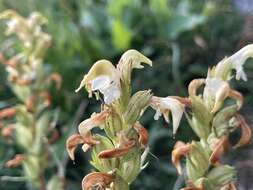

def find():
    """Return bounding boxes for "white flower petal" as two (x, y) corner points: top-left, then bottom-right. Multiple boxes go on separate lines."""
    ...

(151, 96), (185, 135)
(91, 75), (111, 91)
(161, 98), (184, 135)
(102, 83), (121, 104)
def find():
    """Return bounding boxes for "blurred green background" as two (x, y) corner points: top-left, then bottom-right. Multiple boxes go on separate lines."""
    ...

(0, 0), (252, 189)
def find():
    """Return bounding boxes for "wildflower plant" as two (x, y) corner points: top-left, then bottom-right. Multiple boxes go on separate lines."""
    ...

(171, 45), (252, 190)
(67, 46), (187, 189)
(0, 11), (62, 189)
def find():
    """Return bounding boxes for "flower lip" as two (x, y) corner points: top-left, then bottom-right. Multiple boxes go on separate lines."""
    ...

(150, 96), (185, 135)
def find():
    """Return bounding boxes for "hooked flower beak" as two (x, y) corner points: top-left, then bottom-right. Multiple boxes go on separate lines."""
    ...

(204, 78), (243, 113)
(227, 44), (253, 81)
(150, 96), (186, 135)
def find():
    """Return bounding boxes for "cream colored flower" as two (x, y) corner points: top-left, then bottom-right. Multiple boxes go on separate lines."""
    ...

(227, 44), (253, 81)
(150, 96), (185, 135)
(75, 60), (121, 104)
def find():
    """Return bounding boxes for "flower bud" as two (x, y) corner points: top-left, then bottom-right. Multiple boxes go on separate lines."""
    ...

(124, 90), (152, 125)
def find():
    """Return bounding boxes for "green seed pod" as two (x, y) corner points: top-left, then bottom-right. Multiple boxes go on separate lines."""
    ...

(124, 90), (152, 125)
(212, 105), (237, 137)
(90, 134), (116, 172)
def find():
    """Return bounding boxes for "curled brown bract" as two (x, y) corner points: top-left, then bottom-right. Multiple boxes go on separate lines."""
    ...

(98, 134), (136, 159)
(221, 182), (237, 190)
(181, 181), (204, 190)
(82, 172), (115, 190)
(5, 154), (24, 168)
(0, 107), (16, 119)
(228, 90), (243, 110)
(234, 114), (252, 148)
(78, 110), (109, 140)
(134, 123), (148, 147)
(209, 137), (230, 164)
(188, 78), (205, 97)
(66, 134), (98, 161)
(172, 141), (192, 175)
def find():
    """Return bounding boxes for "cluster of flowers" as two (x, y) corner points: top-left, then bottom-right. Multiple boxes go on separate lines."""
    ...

(67, 45), (252, 190)
(66, 49), (191, 190)
(0, 11), (62, 188)
(171, 45), (253, 190)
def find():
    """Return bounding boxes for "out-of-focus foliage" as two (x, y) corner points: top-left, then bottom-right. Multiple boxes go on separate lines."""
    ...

(0, 0), (252, 190)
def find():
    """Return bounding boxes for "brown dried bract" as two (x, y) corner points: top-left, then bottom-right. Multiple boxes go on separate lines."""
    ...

(234, 114), (252, 148)
(5, 154), (24, 168)
(66, 134), (98, 161)
(1, 124), (16, 137)
(134, 123), (148, 147)
(98, 134), (136, 159)
(181, 181), (204, 190)
(171, 96), (192, 107)
(172, 141), (192, 175)
(188, 78), (205, 97)
(0, 107), (16, 119)
(221, 182), (237, 190)
(209, 137), (230, 164)
(82, 172), (115, 190)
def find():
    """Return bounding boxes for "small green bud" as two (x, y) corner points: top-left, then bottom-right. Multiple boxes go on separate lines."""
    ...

(124, 90), (152, 125)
